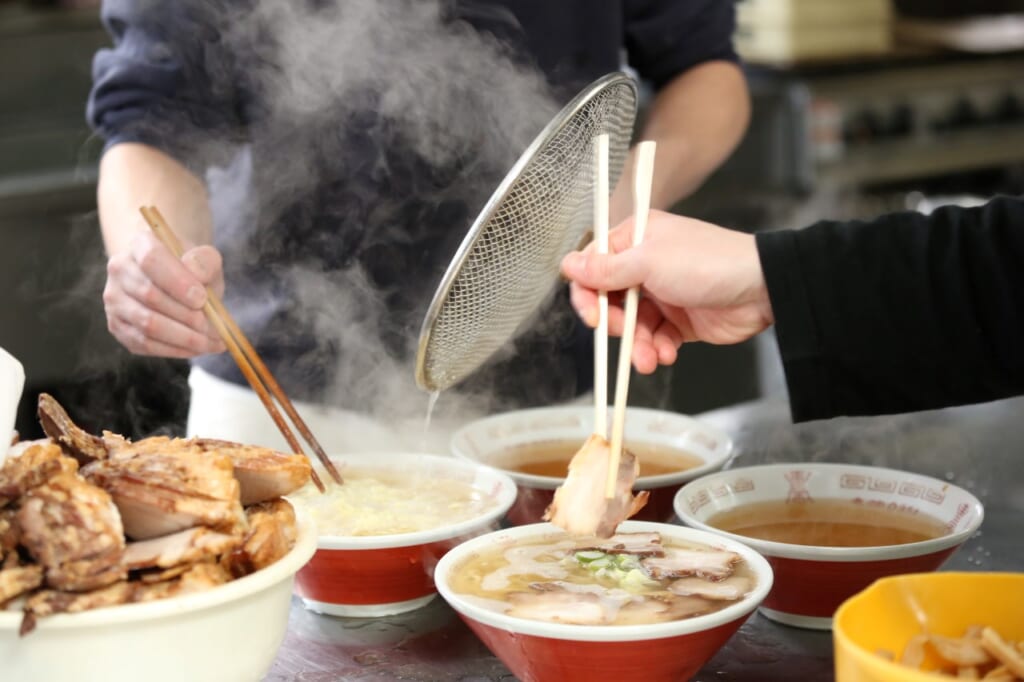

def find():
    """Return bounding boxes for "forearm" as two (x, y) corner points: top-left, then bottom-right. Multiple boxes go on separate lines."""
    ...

(98, 142), (213, 256)
(643, 60), (749, 206)
(758, 197), (1024, 421)
(612, 61), (749, 222)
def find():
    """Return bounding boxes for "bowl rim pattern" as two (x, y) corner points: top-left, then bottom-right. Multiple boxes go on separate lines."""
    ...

(673, 462), (984, 562)
(450, 405), (734, 490)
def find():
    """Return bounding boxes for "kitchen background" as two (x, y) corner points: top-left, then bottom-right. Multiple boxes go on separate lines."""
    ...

(4, 0), (1024, 439)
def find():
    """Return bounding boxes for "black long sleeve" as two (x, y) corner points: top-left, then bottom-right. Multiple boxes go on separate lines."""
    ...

(756, 196), (1024, 422)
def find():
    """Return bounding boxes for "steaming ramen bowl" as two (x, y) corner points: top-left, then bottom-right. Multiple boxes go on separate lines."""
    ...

(434, 518), (774, 675)
(289, 453), (517, 617)
(833, 572), (1024, 681)
(0, 509), (316, 682)
(451, 405), (732, 526)
(674, 463), (984, 630)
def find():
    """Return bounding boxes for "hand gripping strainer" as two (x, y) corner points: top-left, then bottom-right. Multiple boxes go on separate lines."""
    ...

(415, 72), (639, 392)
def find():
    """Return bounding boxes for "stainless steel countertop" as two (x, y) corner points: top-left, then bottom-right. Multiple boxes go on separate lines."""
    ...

(265, 395), (1024, 681)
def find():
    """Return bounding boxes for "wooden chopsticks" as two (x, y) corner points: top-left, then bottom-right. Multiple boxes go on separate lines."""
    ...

(605, 141), (656, 499)
(139, 206), (343, 492)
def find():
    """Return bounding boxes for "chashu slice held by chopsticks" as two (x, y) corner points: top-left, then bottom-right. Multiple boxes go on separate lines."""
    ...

(543, 434), (649, 538)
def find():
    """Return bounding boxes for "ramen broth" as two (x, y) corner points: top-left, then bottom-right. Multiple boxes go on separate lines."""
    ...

(706, 498), (949, 547)
(449, 532), (754, 626)
(499, 439), (703, 478)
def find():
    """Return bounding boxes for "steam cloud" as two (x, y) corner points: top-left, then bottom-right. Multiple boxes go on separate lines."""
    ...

(194, 0), (565, 439)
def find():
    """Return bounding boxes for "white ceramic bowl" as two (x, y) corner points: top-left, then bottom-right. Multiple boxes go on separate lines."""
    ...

(435, 520), (773, 682)
(292, 453), (517, 617)
(451, 405), (732, 525)
(674, 462), (984, 630)
(0, 510), (316, 682)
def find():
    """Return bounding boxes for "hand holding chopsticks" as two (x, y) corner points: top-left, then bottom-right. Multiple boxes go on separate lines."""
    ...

(139, 206), (343, 491)
(605, 141), (656, 499)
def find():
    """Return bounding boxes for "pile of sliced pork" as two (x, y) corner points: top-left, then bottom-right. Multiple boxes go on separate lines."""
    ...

(0, 394), (311, 636)
(507, 532), (753, 626)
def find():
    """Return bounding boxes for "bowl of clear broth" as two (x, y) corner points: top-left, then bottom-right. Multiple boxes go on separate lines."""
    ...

(450, 405), (732, 526)
(435, 520), (773, 682)
(288, 453), (517, 617)
(674, 463), (984, 630)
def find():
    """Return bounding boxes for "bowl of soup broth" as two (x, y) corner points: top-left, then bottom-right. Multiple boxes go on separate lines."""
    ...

(434, 520), (773, 682)
(674, 463), (984, 630)
(450, 406), (732, 526)
(288, 453), (517, 617)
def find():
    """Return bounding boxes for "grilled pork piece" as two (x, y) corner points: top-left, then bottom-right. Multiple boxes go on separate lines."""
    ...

(38, 394), (311, 505)
(123, 527), (242, 572)
(543, 435), (649, 538)
(1, 509), (20, 564)
(191, 439), (311, 505)
(83, 448), (246, 540)
(20, 581), (135, 635)
(17, 473), (127, 592)
(222, 498), (297, 578)
(131, 562), (232, 603)
(0, 565), (43, 604)
(640, 547), (741, 581)
(0, 442), (78, 508)
(36, 394), (112, 465)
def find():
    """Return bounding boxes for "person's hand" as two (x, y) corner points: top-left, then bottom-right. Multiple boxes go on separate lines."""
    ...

(103, 231), (227, 358)
(560, 209), (774, 374)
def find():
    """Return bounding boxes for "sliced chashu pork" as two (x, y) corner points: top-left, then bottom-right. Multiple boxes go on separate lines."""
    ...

(0, 441), (78, 508)
(38, 392), (310, 506)
(574, 532), (664, 557)
(668, 574), (752, 600)
(0, 565), (43, 605)
(36, 394), (113, 465)
(543, 434), (649, 538)
(640, 547), (741, 581)
(123, 527), (242, 571)
(83, 447), (246, 540)
(222, 498), (297, 578)
(190, 439), (311, 505)
(17, 473), (126, 592)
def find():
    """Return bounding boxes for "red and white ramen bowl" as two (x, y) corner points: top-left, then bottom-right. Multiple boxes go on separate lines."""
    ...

(451, 405), (732, 526)
(291, 453), (517, 617)
(434, 520), (773, 682)
(674, 463), (984, 630)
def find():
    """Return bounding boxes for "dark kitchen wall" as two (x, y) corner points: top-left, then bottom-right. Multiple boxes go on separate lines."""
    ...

(0, 4), (190, 440)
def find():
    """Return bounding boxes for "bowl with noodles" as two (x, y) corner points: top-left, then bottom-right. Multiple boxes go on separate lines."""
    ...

(434, 520), (773, 682)
(833, 572), (1024, 681)
(288, 453), (517, 617)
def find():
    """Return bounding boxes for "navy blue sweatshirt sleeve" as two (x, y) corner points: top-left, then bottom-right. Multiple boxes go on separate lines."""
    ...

(624, 0), (739, 89)
(87, 0), (243, 171)
(756, 196), (1024, 422)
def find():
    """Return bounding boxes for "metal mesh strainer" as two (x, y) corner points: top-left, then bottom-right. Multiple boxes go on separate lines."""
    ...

(415, 72), (639, 392)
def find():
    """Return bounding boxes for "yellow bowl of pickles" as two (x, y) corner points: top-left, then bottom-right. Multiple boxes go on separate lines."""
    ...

(833, 572), (1024, 681)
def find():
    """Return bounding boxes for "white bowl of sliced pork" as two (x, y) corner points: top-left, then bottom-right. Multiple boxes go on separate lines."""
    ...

(435, 520), (773, 682)
(0, 394), (316, 682)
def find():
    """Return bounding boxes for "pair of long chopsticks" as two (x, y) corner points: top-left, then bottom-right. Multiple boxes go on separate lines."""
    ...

(602, 141), (656, 499)
(139, 206), (343, 492)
